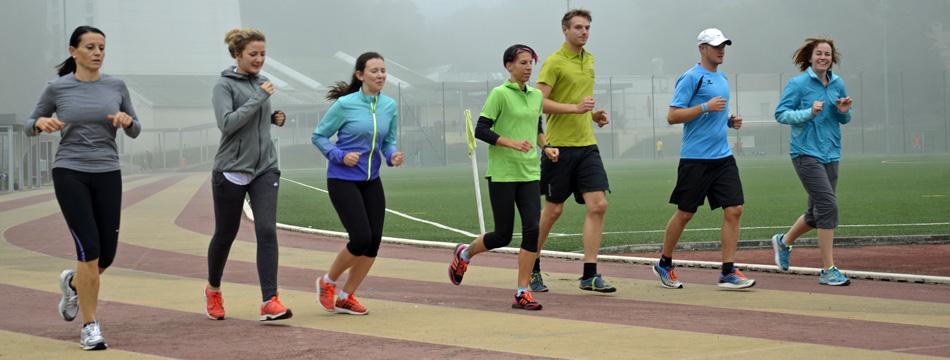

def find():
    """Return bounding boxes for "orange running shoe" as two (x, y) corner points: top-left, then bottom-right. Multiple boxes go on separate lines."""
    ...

(260, 293), (293, 321)
(316, 275), (336, 312)
(448, 244), (470, 285)
(205, 286), (225, 320)
(512, 290), (543, 311)
(334, 294), (369, 315)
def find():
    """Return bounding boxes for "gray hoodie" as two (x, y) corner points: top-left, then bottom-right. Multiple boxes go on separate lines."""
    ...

(212, 66), (277, 176)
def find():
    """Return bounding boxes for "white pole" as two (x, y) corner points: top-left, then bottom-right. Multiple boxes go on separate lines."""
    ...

(470, 147), (485, 234)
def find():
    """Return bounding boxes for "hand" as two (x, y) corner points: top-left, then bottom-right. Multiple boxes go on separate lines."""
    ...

(271, 111), (285, 127)
(34, 117), (65, 133)
(261, 81), (275, 96)
(391, 151), (404, 167)
(728, 115), (742, 129)
(343, 152), (361, 167)
(705, 97), (726, 112)
(543, 146), (560, 163)
(811, 100), (824, 116)
(510, 140), (533, 153)
(574, 96), (595, 114)
(835, 97), (853, 113)
(106, 112), (133, 128)
(592, 109), (609, 127)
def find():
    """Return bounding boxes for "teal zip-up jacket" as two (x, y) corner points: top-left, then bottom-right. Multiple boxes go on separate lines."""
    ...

(312, 89), (398, 181)
(775, 67), (851, 164)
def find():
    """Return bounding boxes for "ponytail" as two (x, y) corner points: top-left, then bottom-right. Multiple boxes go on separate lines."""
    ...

(56, 57), (77, 77)
(325, 78), (362, 101)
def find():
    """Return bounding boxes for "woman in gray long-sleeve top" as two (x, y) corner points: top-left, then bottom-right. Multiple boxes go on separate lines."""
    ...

(27, 26), (141, 351)
(203, 28), (293, 322)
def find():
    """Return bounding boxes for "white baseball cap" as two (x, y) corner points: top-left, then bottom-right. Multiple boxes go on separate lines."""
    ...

(697, 28), (732, 46)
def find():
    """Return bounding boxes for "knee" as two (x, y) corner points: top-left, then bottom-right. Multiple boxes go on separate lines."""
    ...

(346, 230), (373, 256)
(544, 204), (564, 221)
(587, 198), (608, 217)
(674, 210), (694, 223)
(724, 205), (744, 221)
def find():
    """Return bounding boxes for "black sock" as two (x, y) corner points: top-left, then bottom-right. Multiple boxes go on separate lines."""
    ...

(659, 255), (673, 268)
(533, 258), (541, 273)
(722, 262), (735, 275)
(582, 262), (597, 279)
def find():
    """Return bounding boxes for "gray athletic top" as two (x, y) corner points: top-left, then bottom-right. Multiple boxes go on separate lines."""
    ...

(25, 73), (141, 173)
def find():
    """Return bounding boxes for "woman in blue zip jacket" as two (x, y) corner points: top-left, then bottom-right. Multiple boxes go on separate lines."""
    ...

(771, 37), (854, 286)
(313, 52), (403, 315)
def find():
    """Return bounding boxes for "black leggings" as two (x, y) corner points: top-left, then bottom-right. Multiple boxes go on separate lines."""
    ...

(483, 180), (540, 252)
(327, 178), (385, 257)
(207, 169), (281, 302)
(52, 168), (122, 268)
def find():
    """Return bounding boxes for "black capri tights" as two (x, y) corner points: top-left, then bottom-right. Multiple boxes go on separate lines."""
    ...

(483, 180), (540, 253)
(52, 168), (122, 268)
(328, 178), (386, 257)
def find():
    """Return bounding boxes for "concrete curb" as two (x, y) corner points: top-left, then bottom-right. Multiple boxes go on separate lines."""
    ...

(244, 201), (950, 285)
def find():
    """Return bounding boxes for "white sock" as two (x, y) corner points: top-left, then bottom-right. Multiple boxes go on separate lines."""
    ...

(339, 290), (350, 300)
(322, 274), (336, 284)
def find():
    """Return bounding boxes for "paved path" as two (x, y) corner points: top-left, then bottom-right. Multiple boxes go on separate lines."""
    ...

(1, 173), (948, 359)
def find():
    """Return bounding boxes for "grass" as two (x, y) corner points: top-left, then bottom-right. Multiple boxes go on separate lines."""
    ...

(277, 154), (950, 252)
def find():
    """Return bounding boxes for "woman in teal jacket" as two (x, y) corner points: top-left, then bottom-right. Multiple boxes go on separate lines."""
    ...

(771, 37), (853, 286)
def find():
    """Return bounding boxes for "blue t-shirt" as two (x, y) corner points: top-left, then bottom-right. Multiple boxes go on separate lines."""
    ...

(670, 64), (732, 160)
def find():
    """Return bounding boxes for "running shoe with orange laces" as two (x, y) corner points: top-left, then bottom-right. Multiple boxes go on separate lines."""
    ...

(334, 294), (369, 315)
(260, 293), (293, 321)
(448, 244), (470, 285)
(718, 268), (756, 290)
(652, 262), (684, 289)
(316, 275), (336, 312)
(205, 286), (225, 320)
(512, 290), (543, 311)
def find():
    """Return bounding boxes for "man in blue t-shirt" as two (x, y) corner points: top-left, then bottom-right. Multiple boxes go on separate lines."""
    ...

(652, 28), (755, 290)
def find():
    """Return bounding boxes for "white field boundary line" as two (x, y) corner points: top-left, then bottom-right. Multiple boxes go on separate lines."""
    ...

(281, 177), (478, 237)
(283, 177), (949, 239)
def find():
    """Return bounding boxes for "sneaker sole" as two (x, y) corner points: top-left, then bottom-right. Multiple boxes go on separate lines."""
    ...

(80, 342), (108, 351)
(59, 270), (77, 322)
(260, 309), (293, 321)
(820, 279), (851, 286)
(771, 236), (789, 271)
(579, 285), (618, 293)
(206, 313), (225, 320)
(512, 303), (543, 311)
(718, 280), (756, 290)
(651, 266), (684, 289)
(334, 307), (368, 315)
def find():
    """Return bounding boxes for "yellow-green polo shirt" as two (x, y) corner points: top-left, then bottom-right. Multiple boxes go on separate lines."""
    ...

(537, 42), (596, 147)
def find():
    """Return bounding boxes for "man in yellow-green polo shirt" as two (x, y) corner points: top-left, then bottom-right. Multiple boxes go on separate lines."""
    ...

(532, 8), (615, 294)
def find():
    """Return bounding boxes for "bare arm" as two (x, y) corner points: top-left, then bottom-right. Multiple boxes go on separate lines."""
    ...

(537, 83), (591, 115)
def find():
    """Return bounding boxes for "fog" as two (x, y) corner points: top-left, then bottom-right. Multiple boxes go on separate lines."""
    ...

(2, 0), (949, 179)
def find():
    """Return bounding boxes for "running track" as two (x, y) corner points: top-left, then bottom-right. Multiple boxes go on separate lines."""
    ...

(1, 173), (948, 359)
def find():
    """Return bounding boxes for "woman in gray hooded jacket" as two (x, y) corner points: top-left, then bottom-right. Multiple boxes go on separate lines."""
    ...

(204, 28), (292, 322)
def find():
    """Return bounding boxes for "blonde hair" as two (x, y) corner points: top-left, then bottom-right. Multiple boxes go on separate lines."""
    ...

(224, 28), (266, 58)
(792, 37), (840, 72)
